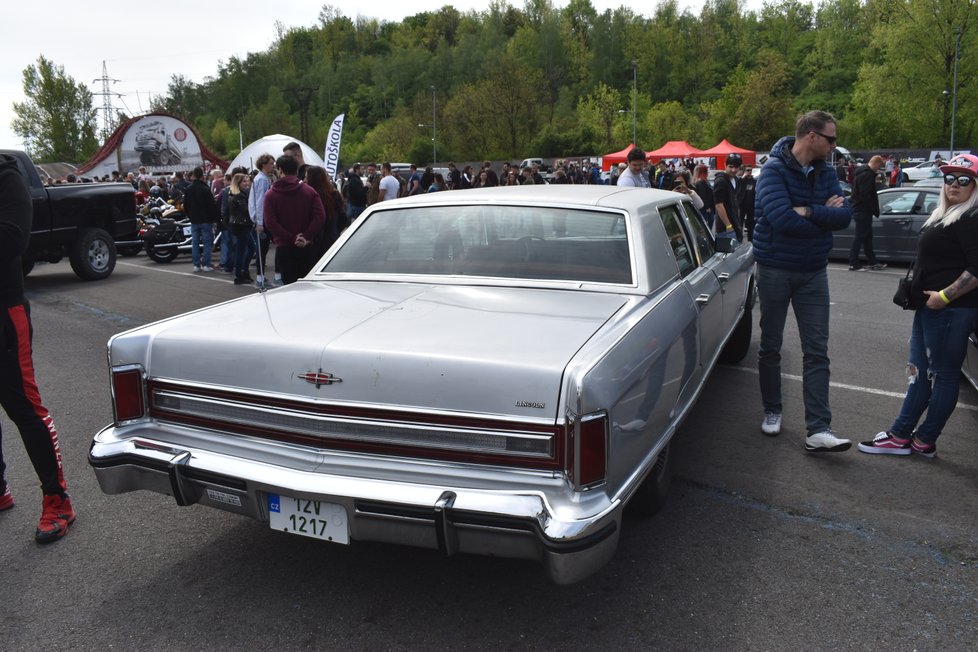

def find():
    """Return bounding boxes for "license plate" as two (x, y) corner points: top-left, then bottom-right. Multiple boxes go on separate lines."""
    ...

(182, 226), (192, 236)
(268, 494), (349, 544)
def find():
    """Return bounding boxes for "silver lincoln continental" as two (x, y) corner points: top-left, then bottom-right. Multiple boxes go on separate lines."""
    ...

(90, 185), (755, 584)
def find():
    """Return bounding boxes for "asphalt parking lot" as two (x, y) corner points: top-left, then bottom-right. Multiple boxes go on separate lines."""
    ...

(1, 255), (976, 650)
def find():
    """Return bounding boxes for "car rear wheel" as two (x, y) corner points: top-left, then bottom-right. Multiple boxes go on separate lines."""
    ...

(627, 444), (673, 516)
(69, 228), (116, 280)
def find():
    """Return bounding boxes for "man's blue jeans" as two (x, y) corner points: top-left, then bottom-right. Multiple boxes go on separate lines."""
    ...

(757, 264), (832, 435)
(890, 306), (978, 444)
(219, 226), (232, 268)
(190, 222), (213, 268)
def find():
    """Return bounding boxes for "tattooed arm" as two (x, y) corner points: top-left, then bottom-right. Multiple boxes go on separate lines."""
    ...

(924, 270), (978, 309)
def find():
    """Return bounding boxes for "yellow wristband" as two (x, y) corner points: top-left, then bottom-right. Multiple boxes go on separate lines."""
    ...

(939, 289), (951, 304)
(726, 225), (734, 231)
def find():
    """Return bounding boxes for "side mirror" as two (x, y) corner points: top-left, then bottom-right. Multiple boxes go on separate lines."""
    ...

(715, 236), (736, 253)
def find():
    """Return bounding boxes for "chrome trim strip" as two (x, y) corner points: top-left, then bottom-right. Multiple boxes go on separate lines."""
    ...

(151, 389), (555, 459)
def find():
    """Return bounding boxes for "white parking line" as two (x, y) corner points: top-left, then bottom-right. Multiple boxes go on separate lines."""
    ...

(731, 365), (978, 412)
(117, 261), (240, 284)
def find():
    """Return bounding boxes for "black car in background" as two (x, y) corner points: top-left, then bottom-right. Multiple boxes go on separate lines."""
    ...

(831, 187), (941, 263)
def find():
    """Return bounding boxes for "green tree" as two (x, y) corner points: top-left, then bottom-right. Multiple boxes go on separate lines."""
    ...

(794, 0), (874, 117)
(848, 0), (976, 148)
(441, 80), (496, 159)
(700, 50), (795, 150)
(576, 83), (622, 150)
(641, 101), (701, 149)
(11, 56), (99, 162)
(154, 74), (209, 120)
(210, 119), (237, 158)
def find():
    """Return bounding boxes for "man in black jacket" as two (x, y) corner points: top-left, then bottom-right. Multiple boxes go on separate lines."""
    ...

(0, 154), (76, 542)
(182, 166), (219, 272)
(713, 153), (744, 241)
(848, 155), (886, 271)
(344, 164), (367, 223)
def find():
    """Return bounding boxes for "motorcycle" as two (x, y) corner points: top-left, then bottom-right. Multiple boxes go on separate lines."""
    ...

(117, 197), (172, 257)
(139, 203), (223, 264)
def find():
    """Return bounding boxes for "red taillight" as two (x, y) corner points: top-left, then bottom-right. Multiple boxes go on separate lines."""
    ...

(112, 368), (145, 422)
(577, 412), (608, 487)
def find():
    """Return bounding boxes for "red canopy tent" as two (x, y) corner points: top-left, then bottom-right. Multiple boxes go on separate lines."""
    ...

(697, 139), (756, 168)
(646, 141), (703, 163)
(600, 143), (639, 171)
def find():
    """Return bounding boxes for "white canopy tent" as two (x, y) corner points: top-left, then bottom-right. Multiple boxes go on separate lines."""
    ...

(227, 134), (325, 172)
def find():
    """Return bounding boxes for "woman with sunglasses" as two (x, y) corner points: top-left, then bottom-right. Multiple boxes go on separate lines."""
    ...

(859, 154), (978, 458)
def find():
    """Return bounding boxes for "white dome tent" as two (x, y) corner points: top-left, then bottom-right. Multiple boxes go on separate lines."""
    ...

(228, 134), (325, 173)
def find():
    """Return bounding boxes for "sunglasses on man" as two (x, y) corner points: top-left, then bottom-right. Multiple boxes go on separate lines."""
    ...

(810, 130), (837, 145)
(943, 174), (974, 187)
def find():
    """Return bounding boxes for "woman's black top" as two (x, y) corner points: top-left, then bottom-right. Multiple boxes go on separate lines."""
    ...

(911, 208), (978, 309)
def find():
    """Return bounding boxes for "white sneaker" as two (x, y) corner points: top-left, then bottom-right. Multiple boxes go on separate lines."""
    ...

(761, 412), (782, 436)
(201, 266), (214, 272)
(805, 429), (852, 453)
(193, 266), (201, 273)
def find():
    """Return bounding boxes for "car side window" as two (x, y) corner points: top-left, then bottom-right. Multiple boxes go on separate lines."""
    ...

(659, 205), (697, 278)
(880, 191), (918, 214)
(921, 193), (938, 214)
(679, 201), (714, 264)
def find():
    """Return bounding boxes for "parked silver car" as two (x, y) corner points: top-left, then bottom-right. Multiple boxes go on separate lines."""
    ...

(89, 186), (755, 583)
(830, 186), (941, 263)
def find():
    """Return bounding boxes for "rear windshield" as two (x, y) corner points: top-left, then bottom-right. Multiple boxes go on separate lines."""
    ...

(321, 205), (632, 284)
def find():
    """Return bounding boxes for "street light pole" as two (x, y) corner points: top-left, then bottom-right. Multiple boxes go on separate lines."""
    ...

(431, 85), (437, 165)
(631, 60), (637, 146)
(950, 27), (961, 156)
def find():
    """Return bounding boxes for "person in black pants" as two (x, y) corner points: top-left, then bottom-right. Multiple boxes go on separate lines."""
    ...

(0, 153), (75, 542)
(848, 155), (886, 271)
(739, 165), (757, 241)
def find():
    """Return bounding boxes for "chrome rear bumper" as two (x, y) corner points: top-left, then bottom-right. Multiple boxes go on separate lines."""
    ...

(89, 425), (620, 584)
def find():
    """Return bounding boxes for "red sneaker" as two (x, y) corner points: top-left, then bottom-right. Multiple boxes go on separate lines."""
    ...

(911, 438), (937, 459)
(857, 431), (911, 456)
(0, 486), (13, 511)
(35, 494), (76, 543)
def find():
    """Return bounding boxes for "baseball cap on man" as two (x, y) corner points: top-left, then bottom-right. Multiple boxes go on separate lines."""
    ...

(939, 154), (978, 177)
(726, 154), (743, 168)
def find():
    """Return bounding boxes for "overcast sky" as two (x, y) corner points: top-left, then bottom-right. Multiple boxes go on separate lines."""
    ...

(1, 0), (768, 155)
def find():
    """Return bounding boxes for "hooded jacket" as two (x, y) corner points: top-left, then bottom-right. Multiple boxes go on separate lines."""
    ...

(753, 136), (851, 271)
(0, 154), (32, 307)
(263, 175), (325, 247)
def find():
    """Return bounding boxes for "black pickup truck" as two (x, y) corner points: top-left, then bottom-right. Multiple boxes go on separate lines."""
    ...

(2, 149), (138, 281)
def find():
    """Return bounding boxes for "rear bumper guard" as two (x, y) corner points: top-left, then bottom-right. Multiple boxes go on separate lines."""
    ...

(89, 431), (621, 584)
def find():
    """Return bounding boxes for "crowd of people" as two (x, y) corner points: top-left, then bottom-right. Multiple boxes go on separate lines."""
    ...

(159, 142), (351, 289)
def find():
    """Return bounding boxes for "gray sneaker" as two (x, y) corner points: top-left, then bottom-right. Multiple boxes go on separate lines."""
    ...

(805, 429), (852, 453)
(761, 412), (782, 436)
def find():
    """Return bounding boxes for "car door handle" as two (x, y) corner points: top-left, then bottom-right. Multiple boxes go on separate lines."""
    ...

(695, 293), (712, 305)
(716, 273), (730, 283)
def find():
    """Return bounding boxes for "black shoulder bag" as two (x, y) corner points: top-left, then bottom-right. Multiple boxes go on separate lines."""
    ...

(892, 265), (913, 309)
